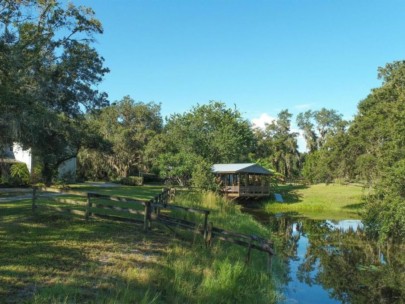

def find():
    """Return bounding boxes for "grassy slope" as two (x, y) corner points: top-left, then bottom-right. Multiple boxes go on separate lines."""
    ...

(265, 183), (369, 220)
(0, 185), (279, 303)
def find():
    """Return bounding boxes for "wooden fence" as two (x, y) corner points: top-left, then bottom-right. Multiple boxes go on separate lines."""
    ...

(31, 187), (274, 261)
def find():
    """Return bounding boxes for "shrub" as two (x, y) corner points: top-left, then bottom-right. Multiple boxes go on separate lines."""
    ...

(10, 163), (30, 186)
(142, 173), (163, 184)
(121, 176), (143, 186)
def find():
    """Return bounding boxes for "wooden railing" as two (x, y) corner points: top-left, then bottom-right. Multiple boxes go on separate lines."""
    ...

(31, 187), (274, 262)
(223, 185), (270, 195)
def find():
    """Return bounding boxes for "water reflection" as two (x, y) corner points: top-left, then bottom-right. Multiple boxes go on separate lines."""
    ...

(256, 212), (405, 303)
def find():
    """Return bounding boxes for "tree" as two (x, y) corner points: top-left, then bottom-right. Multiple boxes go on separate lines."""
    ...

(296, 110), (317, 153)
(296, 108), (344, 152)
(150, 101), (255, 187)
(78, 97), (163, 180)
(0, 0), (109, 183)
(254, 110), (300, 180)
(349, 60), (405, 242)
(314, 108), (344, 149)
(296, 108), (348, 183)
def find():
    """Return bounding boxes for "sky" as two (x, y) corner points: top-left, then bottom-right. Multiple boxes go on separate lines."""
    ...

(72, 0), (405, 142)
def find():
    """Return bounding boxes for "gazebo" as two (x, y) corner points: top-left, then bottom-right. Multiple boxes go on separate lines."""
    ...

(212, 163), (272, 198)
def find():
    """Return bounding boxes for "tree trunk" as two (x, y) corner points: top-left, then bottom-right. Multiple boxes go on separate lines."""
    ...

(42, 162), (53, 186)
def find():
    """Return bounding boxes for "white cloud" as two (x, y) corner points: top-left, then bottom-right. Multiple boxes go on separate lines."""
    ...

(251, 113), (276, 130)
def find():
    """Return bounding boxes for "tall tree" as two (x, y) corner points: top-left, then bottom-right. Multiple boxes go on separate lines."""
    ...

(296, 110), (317, 153)
(348, 60), (405, 242)
(0, 0), (109, 182)
(255, 110), (300, 180)
(78, 96), (163, 180)
(297, 108), (348, 183)
(296, 108), (344, 152)
(314, 108), (344, 148)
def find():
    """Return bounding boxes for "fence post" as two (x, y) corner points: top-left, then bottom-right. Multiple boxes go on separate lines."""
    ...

(32, 187), (37, 213)
(155, 196), (161, 217)
(144, 201), (151, 232)
(161, 188), (165, 206)
(85, 193), (92, 220)
(203, 211), (209, 241)
(267, 253), (273, 272)
(245, 237), (253, 265)
(170, 188), (175, 203)
(205, 222), (213, 248)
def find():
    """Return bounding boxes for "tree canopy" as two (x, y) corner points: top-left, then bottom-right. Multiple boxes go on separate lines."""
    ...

(254, 110), (300, 180)
(0, 0), (109, 182)
(78, 96), (162, 180)
(149, 101), (255, 187)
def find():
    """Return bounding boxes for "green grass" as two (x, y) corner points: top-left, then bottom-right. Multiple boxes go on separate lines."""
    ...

(264, 183), (370, 220)
(1, 186), (280, 303)
(68, 183), (164, 201)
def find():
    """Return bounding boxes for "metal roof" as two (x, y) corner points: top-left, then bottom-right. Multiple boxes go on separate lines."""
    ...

(212, 163), (272, 175)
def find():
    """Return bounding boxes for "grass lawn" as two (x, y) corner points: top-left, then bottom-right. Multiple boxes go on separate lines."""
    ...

(264, 183), (370, 220)
(68, 183), (164, 201)
(0, 185), (279, 303)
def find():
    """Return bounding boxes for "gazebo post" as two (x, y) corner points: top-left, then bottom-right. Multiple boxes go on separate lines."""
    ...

(237, 173), (240, 194)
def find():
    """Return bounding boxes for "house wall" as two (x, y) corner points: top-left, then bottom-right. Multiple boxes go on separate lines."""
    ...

(12, 143), (77, 181)
(12, 143), (33, 173)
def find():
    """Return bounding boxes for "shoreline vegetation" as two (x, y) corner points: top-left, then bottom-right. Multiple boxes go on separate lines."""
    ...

(0, 185), (280, 303)
(263, 183), (369, 220)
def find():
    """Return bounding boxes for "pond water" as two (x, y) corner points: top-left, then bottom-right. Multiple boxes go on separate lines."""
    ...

(243, 209), (405, 304)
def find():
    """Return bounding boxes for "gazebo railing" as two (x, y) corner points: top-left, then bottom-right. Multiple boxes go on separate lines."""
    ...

(223, 185), (270, 196)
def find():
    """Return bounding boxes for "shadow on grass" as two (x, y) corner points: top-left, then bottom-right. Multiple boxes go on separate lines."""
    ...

(272, 184), (309, 204)
(70, 184), (164, 201)
(1, 197), (278, 303)
(0, 202), (176, 303)
(343, 202), (366, 210)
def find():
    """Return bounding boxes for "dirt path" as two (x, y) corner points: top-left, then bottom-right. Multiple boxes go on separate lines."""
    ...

(0, 188), (68, 203)
(83, 182), (120, 188)
(0, 182), (120, 202)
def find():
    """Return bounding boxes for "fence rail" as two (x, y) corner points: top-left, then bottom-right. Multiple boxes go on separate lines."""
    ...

(31, 186), (274, 261)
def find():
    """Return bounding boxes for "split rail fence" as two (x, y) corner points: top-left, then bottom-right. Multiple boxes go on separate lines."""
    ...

(31, 187), (274, 261)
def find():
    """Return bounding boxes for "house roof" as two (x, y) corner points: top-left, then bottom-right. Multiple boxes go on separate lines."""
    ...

(212, 163), (272, 175)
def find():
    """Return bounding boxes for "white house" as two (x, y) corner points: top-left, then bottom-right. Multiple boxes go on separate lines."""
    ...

(1, 143), (77, 180)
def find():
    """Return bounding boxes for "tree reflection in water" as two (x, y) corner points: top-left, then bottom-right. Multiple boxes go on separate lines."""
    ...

(266, 214), (405, 304)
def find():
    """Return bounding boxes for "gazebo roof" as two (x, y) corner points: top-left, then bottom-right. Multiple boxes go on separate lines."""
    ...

(212, 163), (272, 175)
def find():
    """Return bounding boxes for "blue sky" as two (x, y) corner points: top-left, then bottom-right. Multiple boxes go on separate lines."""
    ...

(74, 0), (405, 128)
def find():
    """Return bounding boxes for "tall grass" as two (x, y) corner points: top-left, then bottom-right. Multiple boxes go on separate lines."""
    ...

(154, 191), (280, 303)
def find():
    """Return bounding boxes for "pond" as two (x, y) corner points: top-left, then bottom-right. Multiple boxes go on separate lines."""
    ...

(243, 209), (405, 303)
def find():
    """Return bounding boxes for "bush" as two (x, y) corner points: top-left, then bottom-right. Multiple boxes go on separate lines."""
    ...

(121, 176), (143, 186)
(10, 163), (30, 186)
(142, 173), (163, 184)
